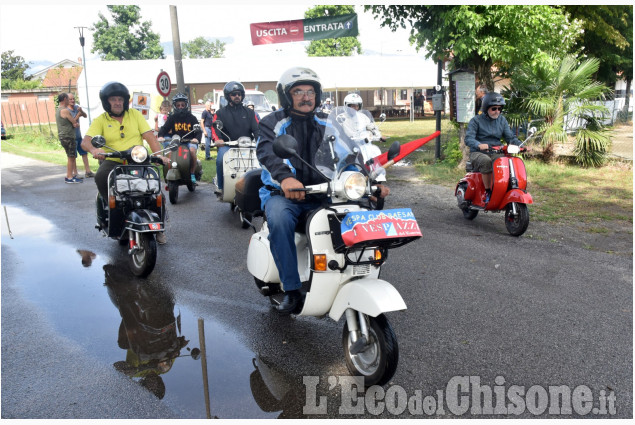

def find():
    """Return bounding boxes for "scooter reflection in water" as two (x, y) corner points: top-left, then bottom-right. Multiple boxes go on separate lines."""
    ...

(103, 264), (198, 399)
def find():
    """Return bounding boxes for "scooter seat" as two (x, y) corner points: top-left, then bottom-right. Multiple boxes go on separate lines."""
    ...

(234, 168), (264, 215)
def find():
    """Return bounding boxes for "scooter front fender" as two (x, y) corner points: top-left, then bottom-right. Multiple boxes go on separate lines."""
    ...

(500, 189), (533, 208)
(124, 209), (163, 233)
(329, 278), (407, 321)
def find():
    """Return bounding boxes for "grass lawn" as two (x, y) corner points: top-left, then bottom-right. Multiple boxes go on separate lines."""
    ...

(2, 121), (632, 227)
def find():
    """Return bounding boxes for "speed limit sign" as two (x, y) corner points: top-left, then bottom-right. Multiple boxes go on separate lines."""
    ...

(156, 71), (172, 97)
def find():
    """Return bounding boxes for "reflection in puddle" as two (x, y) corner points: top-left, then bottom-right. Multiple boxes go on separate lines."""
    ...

(1, 206), (281, 419)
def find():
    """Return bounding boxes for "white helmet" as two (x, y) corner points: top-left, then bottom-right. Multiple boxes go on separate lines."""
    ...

(326, 98), (332, 103)
(344, 93), (363, 109)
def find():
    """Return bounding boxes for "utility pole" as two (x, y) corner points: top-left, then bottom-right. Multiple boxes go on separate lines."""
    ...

(75, 26), (91, 123)
(170, 6), (186, 98)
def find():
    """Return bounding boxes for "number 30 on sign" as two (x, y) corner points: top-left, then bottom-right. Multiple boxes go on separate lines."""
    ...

(156, 71), (172, 97)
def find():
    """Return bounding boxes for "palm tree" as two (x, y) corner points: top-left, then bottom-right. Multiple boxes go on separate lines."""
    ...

(504, 54), (612, 166)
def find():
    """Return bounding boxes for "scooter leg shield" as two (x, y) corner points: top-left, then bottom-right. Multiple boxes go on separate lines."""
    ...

(165, 168), (180, 181)
(328, 278), (407, 321)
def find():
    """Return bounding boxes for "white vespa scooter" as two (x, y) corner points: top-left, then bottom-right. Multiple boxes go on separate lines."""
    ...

(245, 106), (422, 386)
(212, 120), (261, 228)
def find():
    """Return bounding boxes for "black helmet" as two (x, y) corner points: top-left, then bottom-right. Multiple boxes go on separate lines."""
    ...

(276, 67), (322, 111)
(481, 92), (506, 113)
(223, 81), (245, 104)
(172, 92), (189, 115)
(99, 81), (129, 116)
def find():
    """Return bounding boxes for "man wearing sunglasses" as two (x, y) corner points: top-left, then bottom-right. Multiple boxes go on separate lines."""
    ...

(82, 82), (169, 243)
(212, 81), (259, 196)
(465, 92), (522, 205)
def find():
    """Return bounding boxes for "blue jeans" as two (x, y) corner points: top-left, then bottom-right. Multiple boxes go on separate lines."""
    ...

(264, 195), (322, 291)
(216, 145), (230, 190)
(204, 127), (212, 159)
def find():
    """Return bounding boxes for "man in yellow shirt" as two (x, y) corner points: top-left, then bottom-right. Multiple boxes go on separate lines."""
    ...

(81, 81), (169, 243)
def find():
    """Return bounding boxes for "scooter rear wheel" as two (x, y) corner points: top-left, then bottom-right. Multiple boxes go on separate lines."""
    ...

(342, 313), (399, 387)
(505, 203), (529, 236)
(129, 233), (157, 277)
(462, 208), (479, 220)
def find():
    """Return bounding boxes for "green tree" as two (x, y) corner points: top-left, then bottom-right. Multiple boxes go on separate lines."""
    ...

(91, 5), (164, 60)
(305, 5), (361, 57)
(562, 5), (632, 117)
(504, 54), (612, 166)
(1, 50), (32, 81)
(366, 5), (582, 90)
(182, 37), (226, 58)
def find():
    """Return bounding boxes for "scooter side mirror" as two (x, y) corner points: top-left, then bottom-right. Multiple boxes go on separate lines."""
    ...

(193, 124), (201, 131)
(273, 134), (299, 159)
(527, 127), (537, 138)
(91, 135), (106, 148)
(172, 135), (182, 144)
(214, 120), (223, 130)
(387, 141), (401, 162)
(379, 113), (386, 122)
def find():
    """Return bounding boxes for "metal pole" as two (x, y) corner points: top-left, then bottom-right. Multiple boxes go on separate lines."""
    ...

(75, 27), (92, 123)
(435, 60), (442, 160)
(170, 6), (186, 97)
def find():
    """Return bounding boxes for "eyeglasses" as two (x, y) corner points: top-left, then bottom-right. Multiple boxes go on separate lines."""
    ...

(229, 92), (242, 97)
(489, 107), (503, 112)
(291, 90), (316, 99)
(119, 125), (125, 139)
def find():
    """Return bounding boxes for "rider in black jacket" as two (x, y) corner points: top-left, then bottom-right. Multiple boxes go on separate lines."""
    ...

(212, 81), (259, 195)
(158, 93), (202, 184)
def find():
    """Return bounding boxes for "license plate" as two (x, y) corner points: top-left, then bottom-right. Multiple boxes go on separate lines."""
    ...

(352, 264), (370, 276)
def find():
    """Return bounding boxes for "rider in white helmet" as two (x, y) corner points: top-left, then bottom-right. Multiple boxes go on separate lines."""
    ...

(344, 93), (363, 111)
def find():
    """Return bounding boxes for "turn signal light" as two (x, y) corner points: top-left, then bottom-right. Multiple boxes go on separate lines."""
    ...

(374, 249), (383, 261)
(156, 194), (163, 207)
(109, 195), (116, 209)
(314, 254), (327, 271)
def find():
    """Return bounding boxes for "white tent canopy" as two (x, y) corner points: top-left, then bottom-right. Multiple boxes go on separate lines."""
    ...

(78, 55), (445, 134)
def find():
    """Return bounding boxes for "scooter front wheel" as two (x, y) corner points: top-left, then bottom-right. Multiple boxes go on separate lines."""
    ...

(342, 313), (399, 387)
(504, 202), (529, 236)
(168, 181), (179, 204)
(129, 233), (157, 277)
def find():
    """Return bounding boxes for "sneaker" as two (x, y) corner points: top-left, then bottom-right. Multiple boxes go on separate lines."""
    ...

(191, 174), (197, 184)
(65, 177), (82, 184)
(484, 190), (491, 204)
(156, 232), (167, 245)
(85, 171), (95, 178)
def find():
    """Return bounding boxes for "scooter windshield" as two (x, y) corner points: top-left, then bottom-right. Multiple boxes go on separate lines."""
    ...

(315, 106), (377, 179)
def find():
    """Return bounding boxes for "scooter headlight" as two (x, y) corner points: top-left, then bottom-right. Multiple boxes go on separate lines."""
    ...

(130, 145), (148, 163)
(238, 136), (252, 148)
(341, 171), (367, 200)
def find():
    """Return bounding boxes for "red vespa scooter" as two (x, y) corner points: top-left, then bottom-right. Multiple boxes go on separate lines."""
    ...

(455, 129), (535, 236)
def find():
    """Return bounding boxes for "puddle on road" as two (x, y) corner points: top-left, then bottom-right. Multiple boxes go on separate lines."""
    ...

(1, 205), (298, 419)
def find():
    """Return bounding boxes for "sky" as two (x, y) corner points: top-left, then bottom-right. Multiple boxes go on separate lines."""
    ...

(0, 2), (422, 74)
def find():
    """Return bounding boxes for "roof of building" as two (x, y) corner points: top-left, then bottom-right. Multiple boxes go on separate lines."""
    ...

(42, 66), (83, 89)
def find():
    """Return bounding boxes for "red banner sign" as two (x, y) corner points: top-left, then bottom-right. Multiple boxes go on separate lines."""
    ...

(250, 19), (305, 45)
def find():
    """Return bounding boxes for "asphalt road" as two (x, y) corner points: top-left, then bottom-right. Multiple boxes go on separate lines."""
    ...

(1, 152), (632, 419)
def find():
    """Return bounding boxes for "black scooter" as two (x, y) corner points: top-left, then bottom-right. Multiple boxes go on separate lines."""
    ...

(92, 136), (173, 277)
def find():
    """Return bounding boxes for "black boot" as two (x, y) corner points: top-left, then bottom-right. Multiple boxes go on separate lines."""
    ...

(277, 290), (302, 315)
